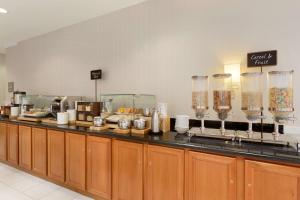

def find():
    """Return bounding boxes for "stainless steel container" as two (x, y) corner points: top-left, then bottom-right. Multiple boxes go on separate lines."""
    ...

(93, 116), (106, 127)
(118, 119), (131, 129)
(133, 118), (146, 130)
(151, 110), (160, 133)
(143, 108), (151, 117)
(13, 91), (26, 105)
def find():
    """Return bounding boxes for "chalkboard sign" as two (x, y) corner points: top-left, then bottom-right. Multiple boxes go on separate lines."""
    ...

(90, 70), (102, 80)
(247, 50), (277, 67)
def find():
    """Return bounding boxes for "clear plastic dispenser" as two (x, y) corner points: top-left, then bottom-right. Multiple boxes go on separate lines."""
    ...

(268, 70), (294, 140)
(212, 73), (232, 135)
(241, 72), (263, 137)
(192, 76), (209, 133)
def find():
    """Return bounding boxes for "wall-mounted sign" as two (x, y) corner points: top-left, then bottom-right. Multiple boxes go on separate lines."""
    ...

(90, 69), (102, 80)
(8, 82), (14, 93)
(247, 50), (277, 67)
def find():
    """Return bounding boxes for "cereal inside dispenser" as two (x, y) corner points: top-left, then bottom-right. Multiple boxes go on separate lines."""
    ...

(212, 73), (232, 135)
(268, 70), (294, 140)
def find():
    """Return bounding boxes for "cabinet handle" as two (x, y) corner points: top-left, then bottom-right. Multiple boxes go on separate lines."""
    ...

(230, 179), (234, 184)
(248, 183), (252, 187)
(148, 161), (152, 167)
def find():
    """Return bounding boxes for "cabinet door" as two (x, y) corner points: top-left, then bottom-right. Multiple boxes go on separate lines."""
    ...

(185, 151), (237, 200)
(113, 140), (143, 200)
(145, 145), (184, 200)
(7, 123), (19, 165)
(245, 160), (300, 200)
(66, 132), (86, 191)
(47, 130), (65, 183)
(0, 122), (7, 161)
(32, 128), (47, 176)
(87, 136), (111, 199)
(19, 125), (32, 170)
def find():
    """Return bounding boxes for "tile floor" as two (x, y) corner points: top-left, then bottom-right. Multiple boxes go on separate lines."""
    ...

(0, 162), (94, 200)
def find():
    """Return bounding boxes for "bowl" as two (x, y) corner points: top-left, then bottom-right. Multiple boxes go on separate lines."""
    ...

(118, 119), (132, 129)
(133, 118), (146, 130)
(93, 116), (106, 127)
(175, 127), (189, 134)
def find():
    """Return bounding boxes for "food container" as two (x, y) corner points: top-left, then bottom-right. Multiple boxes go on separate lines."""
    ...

(241, 72), (263, 120)
(268, 70), (294, 122)
(212, 73), (232, 135)
(118, 119), (132, 130)
(133, 118), (146, 130)
(143, 108), (151, 117)
(192, 75), (209, 132)
(10, 106), (19, 117)
(67, 109), (76, 123)
(57, 112), (69, 125)
(93, 116), (106, 127)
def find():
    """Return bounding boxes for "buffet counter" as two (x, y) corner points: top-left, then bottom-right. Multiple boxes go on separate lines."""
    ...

(0, 118), (300, 200)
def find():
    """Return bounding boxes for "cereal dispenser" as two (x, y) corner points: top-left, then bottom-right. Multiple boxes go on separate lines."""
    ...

(212, 73), (232, 135)
(241, 72), (263, 137)
(192, 76), (209, 133)
(268, 70), (294, 140)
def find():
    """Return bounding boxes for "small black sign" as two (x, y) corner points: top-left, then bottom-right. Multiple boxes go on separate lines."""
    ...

(247, 50), (277, 67)
(90, 69), (102, 80)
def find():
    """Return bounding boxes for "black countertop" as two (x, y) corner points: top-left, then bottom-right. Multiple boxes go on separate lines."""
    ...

(2, 118), (300, 165)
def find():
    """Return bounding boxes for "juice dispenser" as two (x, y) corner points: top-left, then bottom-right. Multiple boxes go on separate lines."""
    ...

(212, 73), (232, 135)
(192, 76), (209, 133)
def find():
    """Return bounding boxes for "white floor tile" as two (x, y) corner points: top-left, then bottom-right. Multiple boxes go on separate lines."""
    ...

(73, 194), (94, 200)
(23, 181), (61, 199)
(40, 187), (80, 200)
(0, 182), (32, 200)
(0, 163), (94, 200)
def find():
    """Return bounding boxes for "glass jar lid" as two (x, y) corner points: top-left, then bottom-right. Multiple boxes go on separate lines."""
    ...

(212, 73), (232, 78)
(268, 70), (294, 75)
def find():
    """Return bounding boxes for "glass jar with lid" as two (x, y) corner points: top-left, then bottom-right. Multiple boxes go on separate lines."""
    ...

(268, 70), (294, 140)
(268, 70), (294, 122)
(192, 75), (209, 132)
(241, 72), (263, 136)
(212, 73), (232, 135)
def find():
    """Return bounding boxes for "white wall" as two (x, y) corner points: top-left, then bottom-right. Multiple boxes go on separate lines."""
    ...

(0, 54), (6, 104)
(5, 0), (300, 126)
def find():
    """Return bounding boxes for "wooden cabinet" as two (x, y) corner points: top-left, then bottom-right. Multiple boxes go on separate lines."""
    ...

(32, 128), (47, 176)
(7, 123), (19, 165)
(19, 125), (32, 170)
(185, 151), (237, 200)
(47, 129), (65, 183)
(87, 136), (111, 199)
(145, 145), (184, 200)
(66, 132), (86, 191)
(245, 160), (300, 200)
(0, 123), (7, 161)
(112, 140), (143, 200)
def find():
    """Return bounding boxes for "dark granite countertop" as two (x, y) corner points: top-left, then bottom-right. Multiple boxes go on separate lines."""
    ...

(2, 118), (300, 165)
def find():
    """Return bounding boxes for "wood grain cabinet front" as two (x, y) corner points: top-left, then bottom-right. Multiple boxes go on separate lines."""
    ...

(19, 125), (32, 170)
(87, 136), (111, 199)
(112, 140), (143, 200)
(245, 160), (300, 200)
(32, 127), (47, 176)
(7, 123), (19, 166)
(66, 132), (86, 191)
(145, 145), (184, 200)
(185, 151), (237, 200)
(47, 129), (65, 183)
(0, 122), (7, 161)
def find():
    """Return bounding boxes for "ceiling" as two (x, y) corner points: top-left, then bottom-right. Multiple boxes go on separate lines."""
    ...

(0, 0), (147, 54)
